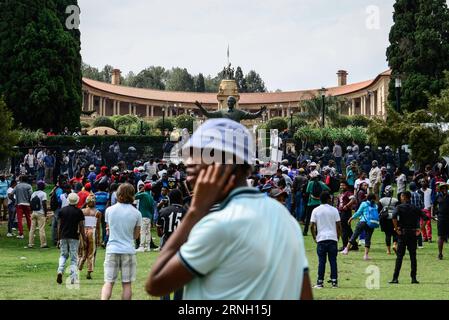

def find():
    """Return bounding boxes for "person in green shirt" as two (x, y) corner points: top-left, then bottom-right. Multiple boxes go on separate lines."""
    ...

(303, 171), (330, 236)
(136, 184), (155, 252)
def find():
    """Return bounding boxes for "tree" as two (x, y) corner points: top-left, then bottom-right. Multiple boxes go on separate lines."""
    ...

(195, 73), (206, 92)
(235, 67), (247, 92)
(0, 0), (82, 132)
(101, 65), (114, 83)
(299, 96), (343, 126)
(245, 71), (267, 93)
(166, 68), (195, 92)
(155, 118), (174, 132)
(93, 116), (115, 129)
(0, 98), (19, 162)
(129, 66), (167, 90)
(82, 62), (103, 81)
(387, 0), (449, 112)
(174, 114), (195, 133)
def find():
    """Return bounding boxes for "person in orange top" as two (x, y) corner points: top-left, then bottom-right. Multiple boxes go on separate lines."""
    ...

(77, 183), (92, 209)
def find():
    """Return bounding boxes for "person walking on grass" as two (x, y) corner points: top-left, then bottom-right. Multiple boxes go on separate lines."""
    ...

(310, 191), (341, 289)
(27, 181), (49, 249)
(337, 181), (357, 251)
(341, 193), (379, 260)
(13, 175), (33, 239)
(304, 171), (330, 236)
(389, 191), (430, 284)
(378, 186), (399, 255)
(101, 183), (142, 301)
(78, 195), (101, 280)
(56, 193), (86, 285)
(433, 182), (449, 260)
(135, 183), (155, 253)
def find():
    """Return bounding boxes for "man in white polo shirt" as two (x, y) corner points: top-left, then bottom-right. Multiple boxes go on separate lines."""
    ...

(311, 191), (341, 289)
(145, 119), (312, 300)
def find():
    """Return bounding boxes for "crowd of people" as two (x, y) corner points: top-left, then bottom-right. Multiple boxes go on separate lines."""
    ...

(1, 123), (449, 299)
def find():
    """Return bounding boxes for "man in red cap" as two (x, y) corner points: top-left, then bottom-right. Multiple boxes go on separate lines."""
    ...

(77, 183), (92, 209)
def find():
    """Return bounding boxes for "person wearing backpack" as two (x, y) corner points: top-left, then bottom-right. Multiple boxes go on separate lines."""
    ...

(378, 186), (399, 255)
(27, 181), (48, 248)
(341, 193), (379, 260)
(303, 171), (330, 236)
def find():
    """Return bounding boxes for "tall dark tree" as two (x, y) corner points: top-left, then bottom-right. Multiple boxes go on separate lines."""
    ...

(195, 73), (206, 92)
(245, 70), (267, 93)
(387, 0), (449, 112)
(82, 62), (103, 81)
(101, 65), (114, 83)
(0, 0), (82, 132)
(166, 68), (195, 92)
(129, 66), (166, 90)
(235, 66), (247, 92)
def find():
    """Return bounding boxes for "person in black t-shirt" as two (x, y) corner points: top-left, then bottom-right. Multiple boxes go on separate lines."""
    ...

(156, 189), (186, 301)
(433, 183), (449, 260)
(390, 191), (429, 284)
(157, 189), (186, 248)
(56, 193), (85, 285)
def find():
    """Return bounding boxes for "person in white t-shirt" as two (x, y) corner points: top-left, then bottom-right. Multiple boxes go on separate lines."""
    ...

(27, 181), (48, 248)
(419, 180), (433, 242)
(101, 183), (142, 301)
(310, 191), (341, 289)
(354, 172), (371, 194)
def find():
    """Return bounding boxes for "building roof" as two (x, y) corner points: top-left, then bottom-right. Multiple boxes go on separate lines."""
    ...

(82, 70), (391, 105)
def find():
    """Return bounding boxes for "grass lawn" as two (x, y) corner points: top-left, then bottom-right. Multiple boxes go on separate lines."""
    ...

(1, 219), (449, 300)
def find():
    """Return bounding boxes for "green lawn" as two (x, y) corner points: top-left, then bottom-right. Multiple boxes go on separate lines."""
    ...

(0, 220), (448, 300)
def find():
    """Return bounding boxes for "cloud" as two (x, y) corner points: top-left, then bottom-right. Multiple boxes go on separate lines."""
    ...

(78, 0), (396, 91)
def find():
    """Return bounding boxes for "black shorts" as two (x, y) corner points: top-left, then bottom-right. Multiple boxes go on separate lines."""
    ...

(437, 220), (449, 238)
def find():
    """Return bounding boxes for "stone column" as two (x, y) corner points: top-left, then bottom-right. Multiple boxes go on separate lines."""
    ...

(151, 106), (154, 118)
(370, 93), (375, 116)
(361, 96), (366, 116)
(146, 105), (150, 118)
(129, 103), (132, 115)
(351, 99), (356, 116)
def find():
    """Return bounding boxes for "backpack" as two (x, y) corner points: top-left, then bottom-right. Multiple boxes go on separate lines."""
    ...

(311, 181), (322, 199)
(30, 195), (42, 212)
(363, 202), (380, 229)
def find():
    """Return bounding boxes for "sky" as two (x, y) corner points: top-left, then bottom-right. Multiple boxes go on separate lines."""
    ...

(78, 0), (398, 91)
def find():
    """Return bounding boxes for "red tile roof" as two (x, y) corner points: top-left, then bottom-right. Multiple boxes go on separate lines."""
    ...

(83, 70), (391, 105)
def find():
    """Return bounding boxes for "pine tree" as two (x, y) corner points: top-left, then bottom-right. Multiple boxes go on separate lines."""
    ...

(245, 71), (267, 93)
(0, 0), (82, 132)
(387, 0), (449, 112)
(195, 73), (206, 92)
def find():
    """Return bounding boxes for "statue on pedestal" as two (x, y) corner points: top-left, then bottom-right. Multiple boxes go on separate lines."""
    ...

(194, 96), (267, 124)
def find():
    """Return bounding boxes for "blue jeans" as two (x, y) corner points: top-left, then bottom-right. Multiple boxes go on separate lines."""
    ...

(295, 192), (305, 221)
(58, 239), (80, 281)
(317, 240), (338, 282)
(335, 157), (342, 174)
(7, 203), (16, 233)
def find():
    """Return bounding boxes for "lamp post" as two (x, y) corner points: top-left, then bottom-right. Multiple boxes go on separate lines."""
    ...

(395, 76), (402, 114)
(162, 107), (166, 134)
(290, 110), (294, 131)
(319, 87), (328, 128)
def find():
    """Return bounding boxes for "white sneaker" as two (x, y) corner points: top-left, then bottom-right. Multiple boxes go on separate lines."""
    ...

(418, 246), (424, 249)
(358, 240), (365, 246)
(136, 247), (145, 253)
(153, 247), (160, 252)
(16, 235), (24, 239)
(12, 228), (17, 231)
(6, 233), (14, 237)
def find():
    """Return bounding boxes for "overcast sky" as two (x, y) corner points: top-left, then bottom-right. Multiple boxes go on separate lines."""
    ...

(78, 0), (398, 91)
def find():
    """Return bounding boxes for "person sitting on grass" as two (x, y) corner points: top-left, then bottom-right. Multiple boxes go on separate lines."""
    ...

(341, 193), (378, 261)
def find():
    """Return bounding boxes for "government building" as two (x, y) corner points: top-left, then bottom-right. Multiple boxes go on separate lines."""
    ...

(81, 68), (392, 121)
